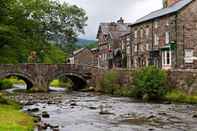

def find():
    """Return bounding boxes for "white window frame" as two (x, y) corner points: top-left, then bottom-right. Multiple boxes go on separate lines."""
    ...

(162, 50), (172, 70)
(154, 21), (158, 29)
(185, 49), (194, 64)
(165, 32), (170, 44)
(134, 45), (138, 52)
(140, 29), (143, 38)
(146, 43), (149, 51)
(134, 30), (138, 39)
(146, 27), (149, 37)
(154, 34), (159, 45)
(126, 46), (131, 55)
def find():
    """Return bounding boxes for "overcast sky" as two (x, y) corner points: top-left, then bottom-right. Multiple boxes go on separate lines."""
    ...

(63, 0), (163, 40)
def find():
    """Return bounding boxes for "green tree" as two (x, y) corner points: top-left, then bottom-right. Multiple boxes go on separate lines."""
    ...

(0, 0), (88, 64)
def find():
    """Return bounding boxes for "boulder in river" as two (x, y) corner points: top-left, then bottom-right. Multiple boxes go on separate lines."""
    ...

(42, 111), (50, 118)
(27, 108), (39, 113)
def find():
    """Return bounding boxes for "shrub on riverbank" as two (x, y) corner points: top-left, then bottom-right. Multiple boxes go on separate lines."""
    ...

(100, 70), (132, 96)
(0, 79), (13, 90)
(165, 89), (197, 104)
(131, 66), (168, 100)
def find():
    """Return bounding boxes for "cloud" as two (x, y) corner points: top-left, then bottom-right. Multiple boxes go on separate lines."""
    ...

(62, 0), (163, 40)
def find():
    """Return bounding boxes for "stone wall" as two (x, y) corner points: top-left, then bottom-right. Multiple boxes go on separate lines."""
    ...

(167, 69), (197, 94)
(96, 69), (197, 94)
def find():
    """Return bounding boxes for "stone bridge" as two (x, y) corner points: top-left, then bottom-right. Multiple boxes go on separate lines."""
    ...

(0, 64), (104, 92)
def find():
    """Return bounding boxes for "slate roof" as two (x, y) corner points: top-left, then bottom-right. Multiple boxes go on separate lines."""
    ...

(71, 48), (92, 57)
(96, 22), (131, 38)
(100, 23), (130, 33)
(132, 0), (193, 25)
(109, 32), (127, 40)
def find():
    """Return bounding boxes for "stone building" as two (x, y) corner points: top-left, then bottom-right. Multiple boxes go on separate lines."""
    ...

(96, 18), (131, 69)
(69, 48), (96, 66)
(91, 48), (99, 66)
(130, 0), (197, 69)
(120, 32), (132, 68)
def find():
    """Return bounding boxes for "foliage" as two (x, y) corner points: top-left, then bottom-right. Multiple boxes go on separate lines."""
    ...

(100, 70), (132, 96)
(0, 0), (87, 64)
(50, 79), (73, 91)
(43, 43), (66, 64)
(132, 66), (168, 100)
(84, 42), (97, 49)
(165, 89), (197, 104)
(0, 79), (13, 90)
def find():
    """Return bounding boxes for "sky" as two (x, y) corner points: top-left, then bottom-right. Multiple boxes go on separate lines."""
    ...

(63, 0), (163, 40)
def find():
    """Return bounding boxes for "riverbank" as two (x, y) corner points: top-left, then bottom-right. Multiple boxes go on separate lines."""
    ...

(0, 93), (34, 130)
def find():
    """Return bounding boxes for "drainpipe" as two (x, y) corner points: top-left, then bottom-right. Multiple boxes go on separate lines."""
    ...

(175, 13), (178, 69)
(151, 20), (154, 65)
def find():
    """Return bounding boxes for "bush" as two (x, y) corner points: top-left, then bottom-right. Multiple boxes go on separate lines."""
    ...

(132, 66), (168, 100)
(100, 70), (132, 96)
(165, 89), (197, 104)
(0, 79), (13, 90)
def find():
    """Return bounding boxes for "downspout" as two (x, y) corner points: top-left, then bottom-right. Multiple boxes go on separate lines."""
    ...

(151, 20), (154, 65)
(175, 13), (178, 69)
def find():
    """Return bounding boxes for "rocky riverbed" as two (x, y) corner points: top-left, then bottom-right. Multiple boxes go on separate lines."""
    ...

(4, 84), (197, 131)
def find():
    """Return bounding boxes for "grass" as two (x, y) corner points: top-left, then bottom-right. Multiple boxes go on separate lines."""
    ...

(0, 94), (34, 131)
(50, 79), (72, 89)
(8, 77), (25, 85)
(165, 89), (197, 104)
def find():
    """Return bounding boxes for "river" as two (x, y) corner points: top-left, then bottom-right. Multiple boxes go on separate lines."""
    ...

(6, 85), (197, 131)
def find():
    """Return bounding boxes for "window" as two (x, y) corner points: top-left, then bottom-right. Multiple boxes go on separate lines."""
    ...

(140, 29), (143, 38)
(162, 50), (172, 69)
(146, 27), (149, 37)
(166, 20), (169, 26)
(126, 46), (130, 55)
(154, 34), (159, 45)
(134, 45), (138, 52)
(154, 21), (158, 28)
(140, 44), (144, 52)
(146, 43), (149, 50)
(185, 49), (194, 63)
(134, 30), (138, 39)
(165, 32), (170, 44)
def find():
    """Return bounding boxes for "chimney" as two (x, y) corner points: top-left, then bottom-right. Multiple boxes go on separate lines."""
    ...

(117, 17), (124, 24)
(163, 0), (180, 8)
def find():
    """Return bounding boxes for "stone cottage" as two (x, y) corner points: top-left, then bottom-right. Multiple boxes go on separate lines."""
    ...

(96, 18), (131, 69)
(130, 0), (197, 69)
(68, 48), (96, 66)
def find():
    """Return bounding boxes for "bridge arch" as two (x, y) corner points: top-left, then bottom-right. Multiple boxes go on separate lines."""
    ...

(49, 72), (87, 90)
(0, 72), (34, 90)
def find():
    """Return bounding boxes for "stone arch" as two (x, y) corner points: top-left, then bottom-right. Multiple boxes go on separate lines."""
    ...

(0, 72), (34, 90)
(49, 72), (88, 90)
